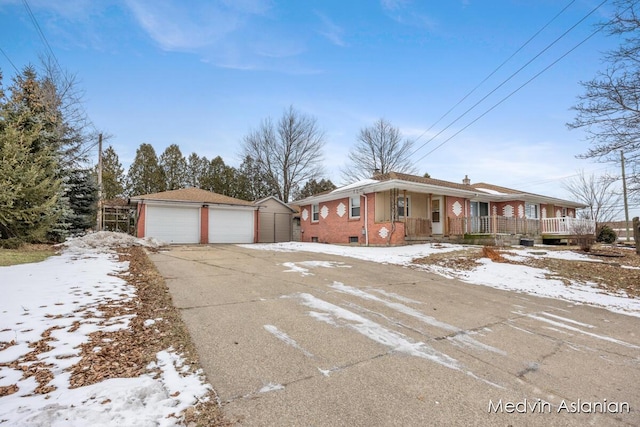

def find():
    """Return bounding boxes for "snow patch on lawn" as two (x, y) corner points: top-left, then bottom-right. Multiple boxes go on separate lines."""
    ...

(0, 232), (210, 427)
(243, 242), (640, 317)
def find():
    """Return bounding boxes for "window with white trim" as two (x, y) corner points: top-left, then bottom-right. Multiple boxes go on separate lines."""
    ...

(312, 204), (319, 222)
(525, 203), (538, 219)
(350, 196), (361, 218)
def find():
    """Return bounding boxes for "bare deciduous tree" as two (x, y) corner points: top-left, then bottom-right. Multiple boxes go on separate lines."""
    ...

(567, 0), (640, 196)
(341, 118), (417, 182)
(242, 106), (325, 203)
(562, 170), (622, 224)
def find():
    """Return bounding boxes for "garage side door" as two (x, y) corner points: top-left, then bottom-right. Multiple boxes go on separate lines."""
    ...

(258, 212), (275, 243)
(146, 205), (200, 244)
(274, 212), (291, 242)
(209, 208), (254, 243)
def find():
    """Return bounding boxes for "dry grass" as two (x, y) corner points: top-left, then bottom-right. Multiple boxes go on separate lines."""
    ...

(0, 244), (57, 266)
(413, 244), (640, 298)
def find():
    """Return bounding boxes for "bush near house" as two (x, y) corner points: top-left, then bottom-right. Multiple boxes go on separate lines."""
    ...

(596, 225), (618, 244)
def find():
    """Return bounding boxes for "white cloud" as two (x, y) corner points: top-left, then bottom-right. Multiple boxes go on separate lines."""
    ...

(315, 11), (347, 47)
(124, 1), (244, 51)
(379, 0), (438, 31)
(380, 0), (409, 12)
(124, 0), (320, 72)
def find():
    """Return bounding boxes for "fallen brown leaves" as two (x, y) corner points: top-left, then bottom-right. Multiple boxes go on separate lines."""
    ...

(481, 246), (506, 263)
(0, 246), (230, 425)
(68, 246), (231, 426)
(413, 244), (640, 298)
(0, 326), (62, 397)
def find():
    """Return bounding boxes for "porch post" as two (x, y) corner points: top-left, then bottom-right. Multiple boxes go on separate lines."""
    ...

(633, 217), (639, 255)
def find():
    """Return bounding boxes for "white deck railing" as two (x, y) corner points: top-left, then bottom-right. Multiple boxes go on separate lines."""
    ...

(445, 216), (596, 236)
(540, 217), (595, 235)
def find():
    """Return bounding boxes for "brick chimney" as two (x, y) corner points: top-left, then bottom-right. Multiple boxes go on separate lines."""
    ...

(462, 175), (471, 185)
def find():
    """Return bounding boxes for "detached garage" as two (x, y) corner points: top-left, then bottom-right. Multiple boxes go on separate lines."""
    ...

(255, 196), (296, 243)
(130, 188), (257, 244)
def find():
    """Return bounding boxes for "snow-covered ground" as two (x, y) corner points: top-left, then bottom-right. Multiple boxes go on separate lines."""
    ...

(0, 232), (210, 427)
(242, 242), (640, 318)
(2, 236), (637, 425)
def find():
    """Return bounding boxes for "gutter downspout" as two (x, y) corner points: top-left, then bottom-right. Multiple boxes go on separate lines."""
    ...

(363, 194), (369, 246)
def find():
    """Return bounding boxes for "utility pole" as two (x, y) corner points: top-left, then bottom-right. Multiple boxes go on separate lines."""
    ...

(96, 133), (103, 231)
(621, 151), (630, 242)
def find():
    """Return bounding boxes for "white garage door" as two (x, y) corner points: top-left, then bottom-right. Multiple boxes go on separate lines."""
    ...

(209, 208), (254, 243)
(146, 205), (200, 244)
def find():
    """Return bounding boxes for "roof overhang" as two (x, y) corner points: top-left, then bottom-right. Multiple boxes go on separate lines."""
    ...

(294, 179), (586, 208)
(469, 192), (586, 208)
(294, 179), (480, 205)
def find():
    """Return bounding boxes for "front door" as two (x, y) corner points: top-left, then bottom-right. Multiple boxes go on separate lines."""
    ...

(432, 197), (443, 234)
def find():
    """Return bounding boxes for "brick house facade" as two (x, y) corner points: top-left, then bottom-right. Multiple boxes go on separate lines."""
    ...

(295, 172), (585, 246)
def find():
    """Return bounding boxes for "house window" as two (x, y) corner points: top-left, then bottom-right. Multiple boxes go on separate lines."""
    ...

(312, 204), (319, 222)
(526, 203), (538, 219)
(471, 202), (489, 217)
(349, 236), (359, 244)
(398, 196), (410, 218)
(431, 198), (439, 223)
(350, 196), (361, 218)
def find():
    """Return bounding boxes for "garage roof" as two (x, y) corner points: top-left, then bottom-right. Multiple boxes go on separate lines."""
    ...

(130, 188), (255, 207)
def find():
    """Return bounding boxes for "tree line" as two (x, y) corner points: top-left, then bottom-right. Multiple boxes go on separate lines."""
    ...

(103, 141), (337, 203)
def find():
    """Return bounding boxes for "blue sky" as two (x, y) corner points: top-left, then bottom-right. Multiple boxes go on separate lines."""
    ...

(1, 0), (637, 216)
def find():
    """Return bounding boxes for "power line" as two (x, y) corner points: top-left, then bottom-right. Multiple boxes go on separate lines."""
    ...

(409, 0), (578, 152)
(0, 45), (20, 74)
(414, 20), (606, 164)
(21, 0), (101, 162)
(507, 165), (619, 189)
(409, 0), (609, 159)
(21, 0), (64, 80)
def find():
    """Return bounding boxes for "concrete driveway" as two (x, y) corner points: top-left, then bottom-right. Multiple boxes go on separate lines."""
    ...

(149, 244), (640, 426)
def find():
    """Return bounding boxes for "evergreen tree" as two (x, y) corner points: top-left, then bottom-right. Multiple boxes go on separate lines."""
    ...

(101, 145), (125, 200)
(186, 152), (208, 188)
(126, 143), (165, 196)
(200, 156), (230, 194)
(65, 169), (98, 235)
(234, 155), (277, 201)
(48, 168), (97, 240)
(0, 114), (62, 241)
(0, 68), (65, 242)
(294, 178), (337, 200)
(159, 144), (187, 190)
(0, 63), (100, 242)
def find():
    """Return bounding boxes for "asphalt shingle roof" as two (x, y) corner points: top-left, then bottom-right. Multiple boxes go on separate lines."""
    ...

(130, 188), (255, 206)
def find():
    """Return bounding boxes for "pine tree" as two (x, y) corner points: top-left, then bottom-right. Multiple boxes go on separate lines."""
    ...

(294, 178), (337, 200)
(126, 143), (165, 196)
(0, 68), (66, 242)
(0, 116), (62, 241)
(101, 145), (125, 200)
(200, 156), (230, 194)
(186, 152), (208, 188)
(65, 169), (98, 235)
(235, 155), (277, 201)
(159, 144), (187, 190)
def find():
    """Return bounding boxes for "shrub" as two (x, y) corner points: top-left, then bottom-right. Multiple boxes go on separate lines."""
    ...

(0, 238), (24, 249)
(572, 221), (595, 252)
(596, 225), (617, 244)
